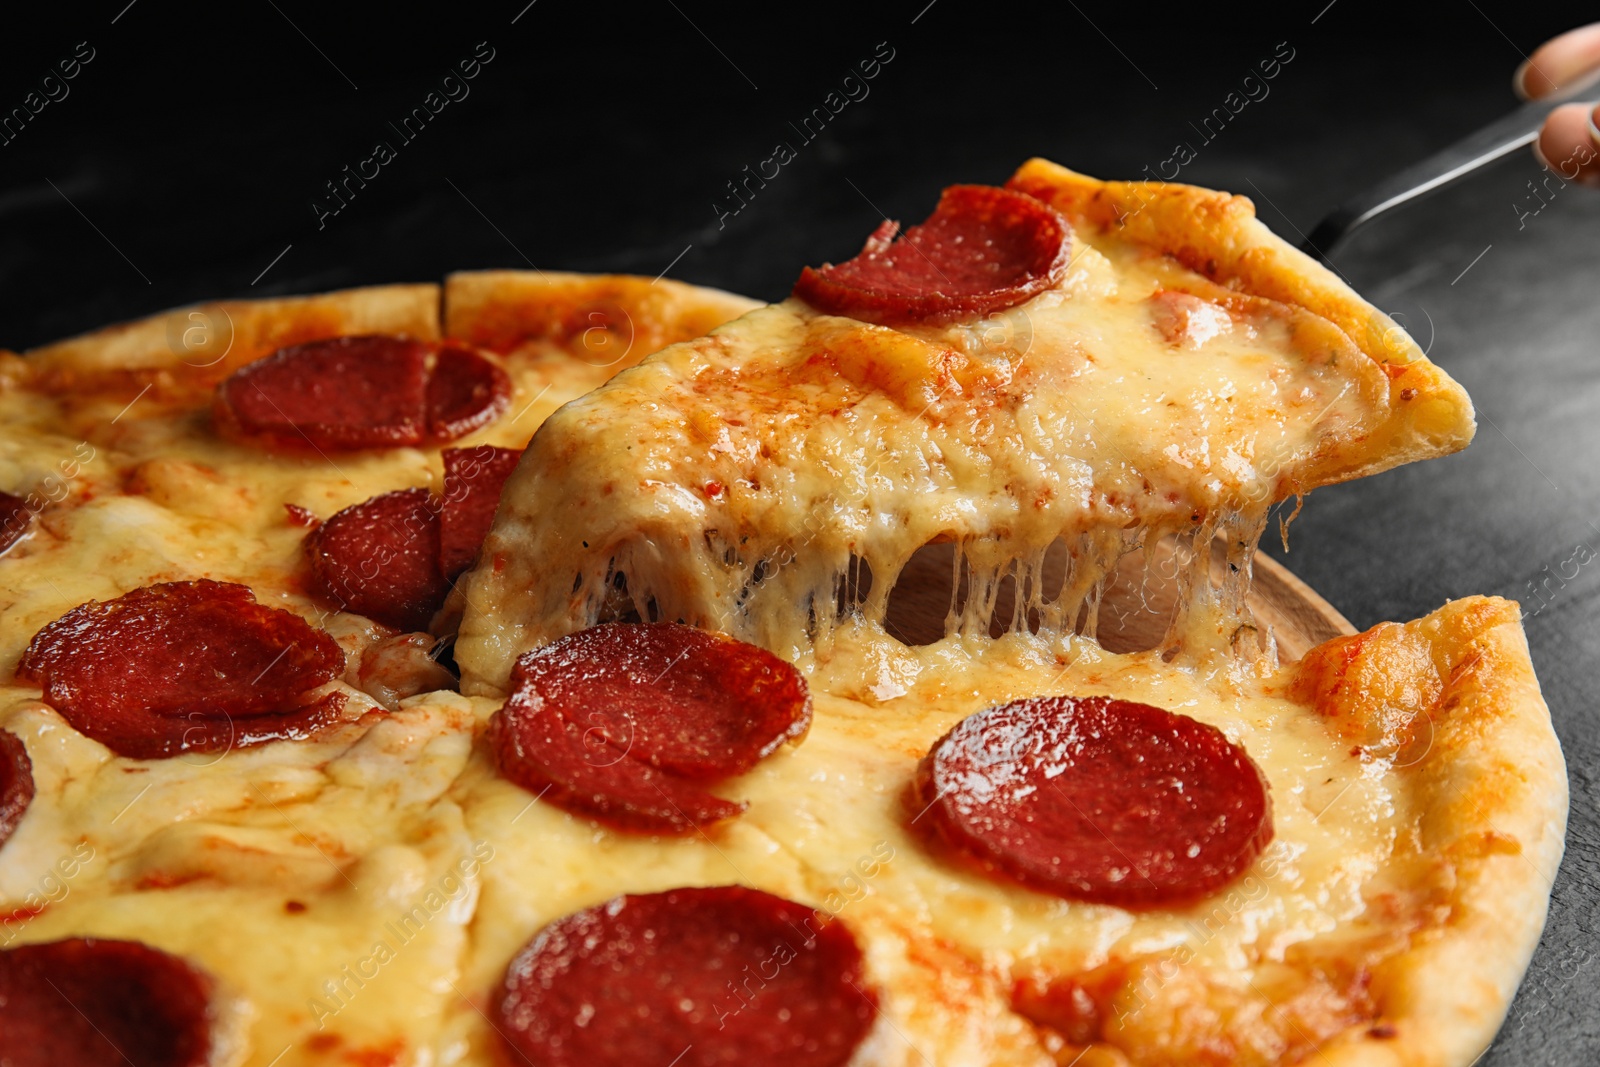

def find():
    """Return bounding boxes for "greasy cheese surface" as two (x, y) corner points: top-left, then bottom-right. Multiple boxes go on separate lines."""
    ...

(0, 279), (756, 1066)
(439, 635), (1418, 1066)
(455, 230), (1403, 695)
(0, 610), (1472, 1066)
(2, 695), (483, 1067)
(0, 382), (524, 1067)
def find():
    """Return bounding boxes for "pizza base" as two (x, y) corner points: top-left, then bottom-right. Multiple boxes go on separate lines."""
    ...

(17, 272), (757, 398)
(20, 284), (442, 390)
(0, 266), (1565, 1067)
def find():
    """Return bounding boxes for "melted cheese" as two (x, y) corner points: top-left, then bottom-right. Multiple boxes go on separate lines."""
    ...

(427, 633), (1417, 1066)
(0, 627), (1449, 1066)
(2, 694), (483, 1067)
(453, 229), (1413, 696)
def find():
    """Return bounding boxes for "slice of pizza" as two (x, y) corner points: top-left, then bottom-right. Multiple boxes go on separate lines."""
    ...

(451, 161), (1476, 698)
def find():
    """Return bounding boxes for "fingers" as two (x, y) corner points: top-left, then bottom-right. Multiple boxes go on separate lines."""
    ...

(1519, 24), (1600, 184)
(1534, 102), (1600, 186)
(1516, 23), (1600, 99)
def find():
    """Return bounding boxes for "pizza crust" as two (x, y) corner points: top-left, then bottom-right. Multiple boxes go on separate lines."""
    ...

(18, 270), (759, 396)
(443, 269), (758, 359)
(1298, 597), (1567, 1066)
(1009, 158), (1477, 489)
(21, 284), (441, 390)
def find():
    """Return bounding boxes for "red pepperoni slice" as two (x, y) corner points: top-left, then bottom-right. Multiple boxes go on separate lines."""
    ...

(215, 335), (427, 450)
(494, 886), (877, 1067)
(0, 937), (218, 1067)
(0, 731), (34, 849)
(304, 488), (448, 632)
(439, 444), (522, 579)
(913, 696), (1273, 907)
(490, 623), (811, 833)
(213, 335), (510, 452)
(17, 580), (347, 761)
(0, 491), (31, 556)
(492, 691), (742, 832)
(427, 345), (512, 441)
(139, 697), (351, 761)
(793, 184), (1072, 326)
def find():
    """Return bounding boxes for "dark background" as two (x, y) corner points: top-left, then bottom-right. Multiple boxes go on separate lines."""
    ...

(2, 1), (1596, 1061)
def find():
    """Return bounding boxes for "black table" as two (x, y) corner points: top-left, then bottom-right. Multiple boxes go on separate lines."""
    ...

(2, 3), (1595, 1062)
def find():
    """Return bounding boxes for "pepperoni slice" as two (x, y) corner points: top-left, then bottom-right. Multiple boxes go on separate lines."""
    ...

(304, 488), (448, 632)
(0, 731), (34, 849)
(427, 345), (512, 441)
(494, 886), (877, 1067)
(215, 335), (427, 450)
(793, 184), (1072, 326)
(490, 623), (811, 833)
(913, 696), (1273, 907)
(439, 444), (522, 579)
(213, 335), (510, 452)
(492, 692), (742, 832)
(0, 491), (31, 556)
(137, 697), (351, 761)
(0, 938), (218, 1067)
(17, 580), (347, 761)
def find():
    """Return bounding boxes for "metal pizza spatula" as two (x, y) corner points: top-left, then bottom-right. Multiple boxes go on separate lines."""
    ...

(1300, 62), (1600, 265)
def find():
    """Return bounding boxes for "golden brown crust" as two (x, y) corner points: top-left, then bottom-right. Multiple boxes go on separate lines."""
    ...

(1294, 597), (1567, 1067)
(1008, 159), (1477, 490)
(442, 269), (758, 368)
(21, 284), (441, 399)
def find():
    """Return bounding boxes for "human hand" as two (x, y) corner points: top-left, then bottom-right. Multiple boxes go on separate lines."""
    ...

(1517, 23), (1600, 186)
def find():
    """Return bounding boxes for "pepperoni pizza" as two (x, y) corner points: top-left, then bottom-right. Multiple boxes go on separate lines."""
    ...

(0, 161), (1567, 1067)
